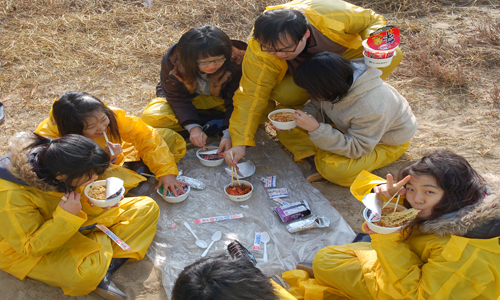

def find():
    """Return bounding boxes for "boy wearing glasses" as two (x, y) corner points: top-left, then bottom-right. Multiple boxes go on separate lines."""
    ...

(226, 0), (402, 174)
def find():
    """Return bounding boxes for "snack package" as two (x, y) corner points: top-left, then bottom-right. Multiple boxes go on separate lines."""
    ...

(227, 240), (257, 266)
(260, 176), (277, 188)
(268, 188), (288, 199)
(286, 215), (330, 233)
(362, 193), (383, 222)
(274, 200), (311, 222)
(194, 214), (244, 224)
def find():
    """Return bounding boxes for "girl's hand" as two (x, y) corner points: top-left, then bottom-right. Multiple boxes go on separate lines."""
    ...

(59, 191), (82, 215)
(362, 222), (378, 235)
(217, 138), (232, 158)
(189, 127), (207, 148)
(105, 142), (122, 164)
(156, 175), (189, 197)
(224, 146), (245, 168)
(373, 174), (411, 199)
(292, 110), (320, 132)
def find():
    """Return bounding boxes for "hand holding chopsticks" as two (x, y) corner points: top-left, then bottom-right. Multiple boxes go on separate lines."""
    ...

(103, 131), (115, 156)
(229, 151), (240, 186)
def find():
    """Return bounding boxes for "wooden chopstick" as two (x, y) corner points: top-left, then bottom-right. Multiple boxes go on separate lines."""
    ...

(103, 131), (115, 156)
(382, 186), (405, 209)
(229, 151), (240, 186)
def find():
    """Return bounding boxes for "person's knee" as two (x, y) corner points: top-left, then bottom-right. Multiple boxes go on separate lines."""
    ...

(317, 162), (358, 187)
(63, 255), (108, 295)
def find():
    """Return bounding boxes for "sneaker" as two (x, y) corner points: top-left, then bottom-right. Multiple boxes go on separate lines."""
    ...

(296, 262), (314, 278)
(306, 171), (323, 183)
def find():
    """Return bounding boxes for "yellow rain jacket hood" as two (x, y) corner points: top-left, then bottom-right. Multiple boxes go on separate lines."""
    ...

(230, 0), (387, 146)
(285, 171), (500, 300)
(36, 102), (180, 179)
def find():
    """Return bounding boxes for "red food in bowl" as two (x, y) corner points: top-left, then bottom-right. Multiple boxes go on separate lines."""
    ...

(226, 184), (252, 196)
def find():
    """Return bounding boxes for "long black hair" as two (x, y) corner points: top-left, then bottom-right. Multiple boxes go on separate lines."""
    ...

(399, 150), (486, 236)
(26, 133), (110, 192)
(294, 52), (353, 103)
(52, 91), (121, 142)
(172, 255), (278, 300)
(176, 25), (232, 80)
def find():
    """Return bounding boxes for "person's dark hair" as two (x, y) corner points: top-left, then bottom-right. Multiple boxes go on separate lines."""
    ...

(254, 9), (308, 50)
(53, 91), (121, 142)
(294, 52), (353, 103)
(172, 256), (278, 300)
(176, 25), (232, 79)
(26, 133), (110, 192)
(399, 150), (486, 237)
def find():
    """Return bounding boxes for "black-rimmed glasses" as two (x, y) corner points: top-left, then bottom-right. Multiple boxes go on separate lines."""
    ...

(197, 57), (226, 66)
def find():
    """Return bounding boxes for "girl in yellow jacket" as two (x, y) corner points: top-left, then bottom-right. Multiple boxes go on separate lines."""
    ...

(36, 91), (187, 196)
(0, 133), (160, 299)
(283, 150), (500, 299)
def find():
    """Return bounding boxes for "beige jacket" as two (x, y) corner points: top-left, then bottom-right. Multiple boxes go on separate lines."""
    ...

(303, 62), (416, 158)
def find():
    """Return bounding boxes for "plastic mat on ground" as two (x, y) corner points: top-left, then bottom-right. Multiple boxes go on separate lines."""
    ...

(144, 129), (355, 296)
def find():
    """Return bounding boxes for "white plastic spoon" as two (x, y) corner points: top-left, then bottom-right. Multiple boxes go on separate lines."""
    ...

(201, 230), (222, 257)
(261, 232), (270, 262)
(184, 222), (207, 249)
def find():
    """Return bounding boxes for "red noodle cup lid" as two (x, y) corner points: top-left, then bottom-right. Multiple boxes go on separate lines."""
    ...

(366, 27), (400, 51)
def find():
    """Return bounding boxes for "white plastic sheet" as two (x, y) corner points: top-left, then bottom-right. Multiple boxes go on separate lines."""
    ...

(144, 129), (355, 297)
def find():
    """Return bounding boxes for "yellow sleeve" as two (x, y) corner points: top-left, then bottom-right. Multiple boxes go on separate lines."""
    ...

(350, 170), (386, 201)
(0, 189), (86, 258)
(371, 234), (496, 299)
(113, 108), (179, 178)
(340, 1), (387, 41)
(229, 39), (286, 147)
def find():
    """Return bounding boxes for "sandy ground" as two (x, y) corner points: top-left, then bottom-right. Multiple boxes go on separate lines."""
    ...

(1, 2), (499, 300)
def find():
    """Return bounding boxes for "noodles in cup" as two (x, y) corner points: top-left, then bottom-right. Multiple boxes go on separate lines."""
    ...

(270, 112), (294, 122)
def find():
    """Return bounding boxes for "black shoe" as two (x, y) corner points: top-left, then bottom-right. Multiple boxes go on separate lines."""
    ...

(296, 261), (314, 278)
(202, 122), (221, 137)
(94, 258), (128, 300)
(351, 233), (371, 243)
(0, 102), (5, 124)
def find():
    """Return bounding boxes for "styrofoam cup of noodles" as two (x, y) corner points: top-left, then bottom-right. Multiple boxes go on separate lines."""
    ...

(362, 39), (396, 68)
(224, 180), (253, 202)
(84, 180), (124, 208)
(268, 109), (297, 130)
(157, 184), (190, 203)
(363, 202), (407, 234)
(196, 146), (224, 167)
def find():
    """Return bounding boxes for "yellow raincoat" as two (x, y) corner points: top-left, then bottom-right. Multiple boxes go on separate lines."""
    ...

(283, 171), (500, 299)
(36, 103), (186, 191)
(0, 137), (160, 296)
(229, 0), (402, 147)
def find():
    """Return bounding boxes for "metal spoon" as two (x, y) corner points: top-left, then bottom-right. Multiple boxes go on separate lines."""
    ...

(261, 232), (270, 262)
(183, 222), (207, 249)
(201, 230), (222, 257)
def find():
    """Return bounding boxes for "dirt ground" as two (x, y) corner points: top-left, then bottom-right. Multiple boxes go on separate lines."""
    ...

(1, 0), (499, 299)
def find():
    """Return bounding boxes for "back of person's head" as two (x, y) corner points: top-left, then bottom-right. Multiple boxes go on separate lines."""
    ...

(26, 133), (110, 192)
(53, 91), (121, 142)
(399, 150), (486, 222)
(176, 25), (232, 79)
(172, 256), (278, 300)
(294, 52), (353, 103)
(254, 9), (308, 50)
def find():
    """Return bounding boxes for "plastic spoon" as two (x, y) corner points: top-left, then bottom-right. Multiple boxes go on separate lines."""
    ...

(184, 222), (207, 249)
(201, 230), (222, 257)
(261, 232), (270, 262)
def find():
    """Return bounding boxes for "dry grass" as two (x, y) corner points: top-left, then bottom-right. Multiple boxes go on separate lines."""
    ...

(1, 0), (499, 171)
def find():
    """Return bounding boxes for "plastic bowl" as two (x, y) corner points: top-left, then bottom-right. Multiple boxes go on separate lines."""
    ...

(196, 146), (224, 167)
(157, 185), (190, 203)
(224, 180), (253, 202)
(268, 109), (297, 130)
(363, 202), (407, 234)
(363, 52), (396, 68)
(84, 180), (124, 208)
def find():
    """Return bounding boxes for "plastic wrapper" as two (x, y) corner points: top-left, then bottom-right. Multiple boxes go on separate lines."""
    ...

(261, 175), (277, 188)
(177, 175), (206, 190)
(286, 215), (330, 233)
(362, 193), (383, 222)
(144, 129), (355, 297)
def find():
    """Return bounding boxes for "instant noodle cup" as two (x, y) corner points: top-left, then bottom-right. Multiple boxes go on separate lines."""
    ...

(363, 202), (407, 234)
(362, 39), (397, 68)
(196, 146), (224, 167)
(157, 184), (190, 203)
(84, 178), (125, 208)
(268, 109), (297, 130)
(224, 180), (253, 202)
